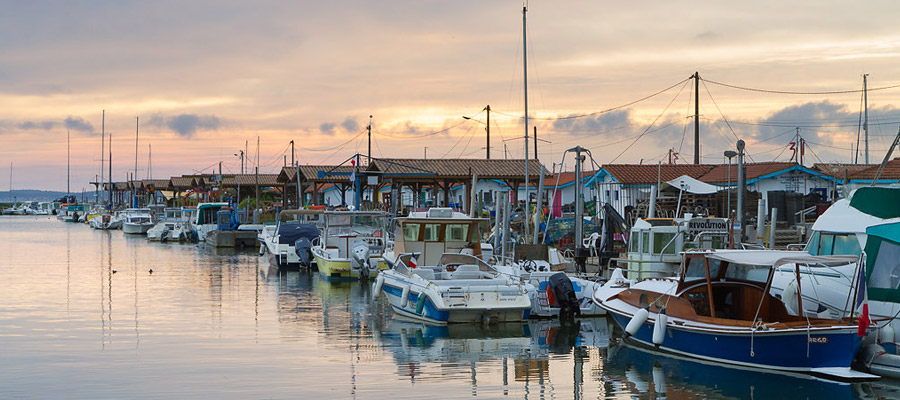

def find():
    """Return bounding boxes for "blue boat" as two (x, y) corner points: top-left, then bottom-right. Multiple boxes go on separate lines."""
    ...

(594, 250), (876, 381)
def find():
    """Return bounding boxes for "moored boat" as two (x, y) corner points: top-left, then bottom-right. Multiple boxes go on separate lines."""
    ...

(376, 252), (532, 324)
(122, 208), (154, 234)
(594, 250), (874, 381)
(260, 209), (324, 268)
(311, 210), (389, 280)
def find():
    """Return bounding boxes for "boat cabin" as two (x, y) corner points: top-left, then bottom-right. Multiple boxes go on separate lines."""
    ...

(319, 211), (387, 258)
(392, 208), (488, 266)
(626, 216), (730, 280)
(622, 250), (858, 326)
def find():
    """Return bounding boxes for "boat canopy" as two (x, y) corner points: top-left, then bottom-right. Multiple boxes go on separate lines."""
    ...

(865, 222), (900, 303)
(704, 250), (858, 268)
(850, 187), (900, 220)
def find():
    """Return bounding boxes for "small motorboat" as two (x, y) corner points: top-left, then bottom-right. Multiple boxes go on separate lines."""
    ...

(375, 252), (532, 324)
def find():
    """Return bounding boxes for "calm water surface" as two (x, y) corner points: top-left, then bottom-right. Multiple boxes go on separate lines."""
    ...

(3, 216), (900, 399)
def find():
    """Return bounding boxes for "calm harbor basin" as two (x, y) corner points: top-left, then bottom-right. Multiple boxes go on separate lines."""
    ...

(4, 216), (900, 399)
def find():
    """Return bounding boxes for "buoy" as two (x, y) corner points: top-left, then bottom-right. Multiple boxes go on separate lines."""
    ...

(625, 307), (649, 338)
(880, 324), (896, 344)
(400, 285), (410, 308)
(372, 274), (384, 300)
(652, 309), (667, 347)
(415, 293), (427, 315)
(782, 281), (799, 316)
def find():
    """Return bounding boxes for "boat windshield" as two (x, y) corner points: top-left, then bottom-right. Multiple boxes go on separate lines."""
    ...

(683, 256), (722, 282)
(326, 214), (385, 236)
(723, 263), (771, 284)
(439, 253), (495, 273)
(806, 231), (861, 256)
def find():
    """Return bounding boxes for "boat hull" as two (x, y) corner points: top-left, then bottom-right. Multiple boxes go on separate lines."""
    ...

(381, 280), (531, 325)
(123, 223), (153, 234)
(314, 253), (388, 280)
(605, 308), (862, 373)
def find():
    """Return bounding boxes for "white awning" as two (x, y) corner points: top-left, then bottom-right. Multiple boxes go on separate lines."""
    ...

(705, 250), (858, 267)
(664, 175), (719, 195)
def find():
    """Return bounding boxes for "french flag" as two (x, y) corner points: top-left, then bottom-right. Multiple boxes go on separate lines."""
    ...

(856, 257), (870, 337)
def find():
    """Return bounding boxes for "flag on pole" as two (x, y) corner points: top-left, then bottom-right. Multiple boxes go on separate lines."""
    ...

(856, 256), (870, 337)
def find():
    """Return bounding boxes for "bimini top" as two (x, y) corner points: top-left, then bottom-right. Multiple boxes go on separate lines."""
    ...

(696, 250), (858, 268)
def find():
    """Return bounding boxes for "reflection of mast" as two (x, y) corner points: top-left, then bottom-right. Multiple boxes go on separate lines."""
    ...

(134, 244), (140, 348)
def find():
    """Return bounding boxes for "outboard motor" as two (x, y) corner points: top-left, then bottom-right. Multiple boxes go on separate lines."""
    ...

(350, 239), (373, 281)
(160, 225), (170, 243)
(294, 237), (313, 268)
(548, 272), (580, 320)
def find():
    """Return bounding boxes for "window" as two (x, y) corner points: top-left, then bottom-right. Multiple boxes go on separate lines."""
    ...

(424, 224), (441, 242)
(653, 232), (677, 254)
(402, 223), (421, 241)
(445, 224), (469, 242)
(684, 257), (722, 282)
(810, 232), (861, 256)
(642, 231), (650, 255)
(869, 240), (900, 290)
(630, 232), (640, 252)
(724, 263), (770, 283)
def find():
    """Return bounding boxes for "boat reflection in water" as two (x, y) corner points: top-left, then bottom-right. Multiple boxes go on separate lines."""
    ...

(603, 340), (860, 399)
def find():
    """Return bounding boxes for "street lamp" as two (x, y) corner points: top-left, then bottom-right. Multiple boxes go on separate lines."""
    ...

(724, 150), (737, 219)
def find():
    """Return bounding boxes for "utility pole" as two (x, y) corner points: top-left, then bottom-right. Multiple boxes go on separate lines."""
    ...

(694, 72), (700, 164)
(864, 74), (869, 164)
(290, 140), (294, 166)
(367, 115), (373, 164)
(533, 126), (538, 161)
(486, 105), (491, 159)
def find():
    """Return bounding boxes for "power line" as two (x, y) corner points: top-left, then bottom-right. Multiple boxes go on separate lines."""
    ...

(609, 79), (692, 163)
(298, 128), (367, 152)
(493, 76), (692, 121)
(702, 77), (900, 95)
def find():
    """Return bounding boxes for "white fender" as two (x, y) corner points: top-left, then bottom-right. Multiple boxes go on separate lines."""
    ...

(782, 281), (799, 316)
(400, 284), (410, 308)
(880, 324), (896, 345)
(372, 274), (384, 300)
(652, 309), (667, 347)
(625, 307), (649, 338)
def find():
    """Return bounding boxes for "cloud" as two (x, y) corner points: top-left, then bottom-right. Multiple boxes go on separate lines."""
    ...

(145, 113), (221, 137)
(341, 117), (359, 132)
(17, 120), (56, 130)
(695, 31), (719, 40)
(319, 122), (337, 135)
(551, 109), (633, 136)
(64, 116), (94, 133)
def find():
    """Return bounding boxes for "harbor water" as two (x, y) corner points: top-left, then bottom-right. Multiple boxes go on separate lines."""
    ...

(4, 216), (900, 399)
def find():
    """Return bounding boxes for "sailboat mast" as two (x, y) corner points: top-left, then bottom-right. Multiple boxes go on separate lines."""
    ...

(864, 74), (869, 164)
(522, 5), (530, 240)
(100, 110), (105, 204)
(148, 143), (152, 179)
(134, 117), (139, 183)
(67, 130), (71, 197)
(108, 131), (113, 206)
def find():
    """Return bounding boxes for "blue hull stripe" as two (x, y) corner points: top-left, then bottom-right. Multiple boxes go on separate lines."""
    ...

(608, 312), (861, 370)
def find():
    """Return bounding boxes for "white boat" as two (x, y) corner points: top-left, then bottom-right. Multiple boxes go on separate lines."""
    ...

(147, 208), (190, 241)
(259, 209), (324, 268)
(375, 252), (532, 324)
(89, 212), (123, 230)
(192, 202), (229, 243)
(311, 210), (389, 280)
(122, 208), (154, 234)
(594, 250), (873, 381)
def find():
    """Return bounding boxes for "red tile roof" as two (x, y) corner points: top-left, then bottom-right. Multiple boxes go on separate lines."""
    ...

(847, 158), (900, 181)
(601, 164), (714, 185)
(700, 162), (797, 183)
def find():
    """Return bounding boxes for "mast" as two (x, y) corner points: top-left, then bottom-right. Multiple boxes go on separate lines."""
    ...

(100, 110), (105, 204)
(108, 130), (112, 207)
(134, 117), (139, 207)
(522, 5), (530, 240)
(67, 130), (71, 197)
(148, 144), (152, 179)
(864, 74), (869, 164)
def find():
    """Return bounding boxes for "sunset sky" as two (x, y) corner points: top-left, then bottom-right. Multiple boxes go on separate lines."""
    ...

(4, 1), (900, 191)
